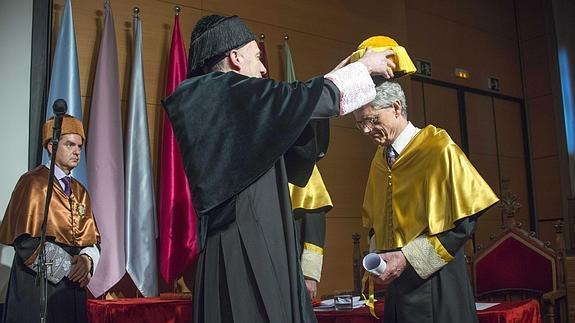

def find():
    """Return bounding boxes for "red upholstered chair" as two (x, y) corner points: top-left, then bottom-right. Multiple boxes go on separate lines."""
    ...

(472, 215), (567, 323)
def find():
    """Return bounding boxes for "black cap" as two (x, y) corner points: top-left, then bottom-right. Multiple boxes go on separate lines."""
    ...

(187, 15), (255, 78)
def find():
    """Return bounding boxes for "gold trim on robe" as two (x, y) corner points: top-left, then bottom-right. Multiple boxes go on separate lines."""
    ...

(363, 125), (499, 251)
(0, 166), (100, 247)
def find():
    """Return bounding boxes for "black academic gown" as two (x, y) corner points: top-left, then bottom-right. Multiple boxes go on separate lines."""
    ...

(163, 71), (341, 323)
(384, 217), (479, 323)
(3, 236), (88, 323)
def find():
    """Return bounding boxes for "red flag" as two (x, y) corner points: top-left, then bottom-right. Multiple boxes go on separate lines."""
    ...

(158, 13), (198, 283)
(258, 35), (269, 78)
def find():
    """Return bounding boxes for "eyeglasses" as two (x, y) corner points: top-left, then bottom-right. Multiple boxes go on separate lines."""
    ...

(355, 115), (379, 131)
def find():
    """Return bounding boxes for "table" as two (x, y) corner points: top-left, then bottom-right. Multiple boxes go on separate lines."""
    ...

(88, 298), (192, 323)
(87, 298), (540, 323)
(315, 299), (541, 323)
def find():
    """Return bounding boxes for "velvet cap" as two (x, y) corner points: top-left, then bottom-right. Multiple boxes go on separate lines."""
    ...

(42, 114), (85, 147)
(187, 15), (256, 78)
(350, 35), (417, 82)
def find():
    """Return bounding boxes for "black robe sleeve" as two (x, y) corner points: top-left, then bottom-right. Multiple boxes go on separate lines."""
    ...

(436, 216), (477, 256)
(163, 72), (340, 214)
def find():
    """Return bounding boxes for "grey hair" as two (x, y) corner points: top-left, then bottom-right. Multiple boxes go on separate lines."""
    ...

(371, 81), (407, 116)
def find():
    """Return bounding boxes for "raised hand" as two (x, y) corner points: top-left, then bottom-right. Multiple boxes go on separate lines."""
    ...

(357, 48), (396, 78)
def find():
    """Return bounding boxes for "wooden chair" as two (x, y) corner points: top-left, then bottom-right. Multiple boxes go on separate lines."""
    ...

(472, 214), (568, 322)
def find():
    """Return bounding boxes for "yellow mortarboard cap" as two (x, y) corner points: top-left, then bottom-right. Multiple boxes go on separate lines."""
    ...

(350, 36), (417, 79)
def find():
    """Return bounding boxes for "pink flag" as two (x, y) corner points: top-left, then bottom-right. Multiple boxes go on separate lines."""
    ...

(158, 12), (198, 283)
(86, 1), (125, 297)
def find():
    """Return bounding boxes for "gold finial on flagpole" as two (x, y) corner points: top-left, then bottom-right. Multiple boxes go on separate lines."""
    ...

(284, 35), (289, 41)
(175, 6), (181, 16)
(133, 7), (140, 18)
(260, 33), (265, 40)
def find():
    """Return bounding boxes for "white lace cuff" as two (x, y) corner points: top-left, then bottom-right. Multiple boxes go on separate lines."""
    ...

(301, 247), (323, 282)
(324, 62), (375, 115)
(80, 245), (101, 274)
(401, 236), (447, 279)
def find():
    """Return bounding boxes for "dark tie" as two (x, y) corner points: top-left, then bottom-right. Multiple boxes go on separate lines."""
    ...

(62, 176), (72, 197)
(386, 145), (397, 167)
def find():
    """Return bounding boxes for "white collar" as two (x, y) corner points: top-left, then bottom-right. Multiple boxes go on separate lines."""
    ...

(45, 161), (70, 181)
(391, 122), (420, 155)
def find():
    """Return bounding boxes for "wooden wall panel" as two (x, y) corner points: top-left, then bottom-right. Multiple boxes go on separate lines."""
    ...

(319, 127), (376, 220)
(515, 0), (546, 41)
(406, 4), (522, 98)
(160, 0), (202, 9)
(528, 95), (558, 159)
(469, 154), (501, 198)
(202, 0), (407, 47)
(469, 153), (503, 246)
(521, 36), (552, 99)
(408, 80), (425, 128)
(422, 83), (461, 145)
(499, 156), (530, 226)
(465, 93), (497, 156)
(319, 217), (369, 297)
(533, 156), (563, 220)
(405, 0), (517, 40)
(243, 21), (356, 82)
(494, 99), (525, 158)
(405, 9), (456, 86)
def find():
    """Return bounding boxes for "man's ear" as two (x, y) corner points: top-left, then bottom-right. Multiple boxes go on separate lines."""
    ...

(228, 49), (242, 71)
(46, 142), (53, 156)
(392, 100), (402, 117)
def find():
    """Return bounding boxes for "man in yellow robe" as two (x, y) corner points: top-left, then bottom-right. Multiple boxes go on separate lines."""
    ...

(354, 81), (499, 322)
(0, 115), (100, 323)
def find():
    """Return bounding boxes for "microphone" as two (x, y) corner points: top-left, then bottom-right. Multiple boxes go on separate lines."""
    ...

(52, 98), (68, 116)
(39, 98), (68, 323)
(51, 99), (68, 146)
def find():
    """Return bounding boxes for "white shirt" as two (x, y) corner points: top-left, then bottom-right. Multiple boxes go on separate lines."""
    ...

(390, 122), (420, 156)
(45, 161), (70, 192)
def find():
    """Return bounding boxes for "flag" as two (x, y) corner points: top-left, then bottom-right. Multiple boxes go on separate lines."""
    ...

(86, 1), (125, 298)
(125, 12), (158, 297)
(284, 37), (296, 83)
(257, 34), (269, 79)
(158, 12), (198, 284)
(44, 0), (87, 185)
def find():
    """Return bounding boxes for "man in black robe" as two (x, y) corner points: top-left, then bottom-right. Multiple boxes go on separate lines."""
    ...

(163, 14), (396, 323)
